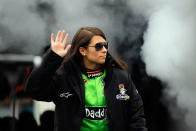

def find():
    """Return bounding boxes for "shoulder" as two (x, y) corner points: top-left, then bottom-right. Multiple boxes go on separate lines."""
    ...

(56, 67), (65, 76)
(113, 67), (129, 77)
(112, 67), (131, 82)
(55, 60), (72, 76)
(55, 59), (77, 78)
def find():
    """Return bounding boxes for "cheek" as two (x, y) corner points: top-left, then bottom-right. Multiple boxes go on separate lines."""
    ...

(88, 50), (99, 59)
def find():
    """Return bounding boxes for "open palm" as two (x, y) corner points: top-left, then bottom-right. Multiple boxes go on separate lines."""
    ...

(51, 30), (71, 57)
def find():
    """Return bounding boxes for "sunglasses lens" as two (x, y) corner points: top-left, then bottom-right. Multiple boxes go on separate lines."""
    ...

(95, 42), (108, 51)
(95, 43), (103, 51)
(104, 42), (108, 49)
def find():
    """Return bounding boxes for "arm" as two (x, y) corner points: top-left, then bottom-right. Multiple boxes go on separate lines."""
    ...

(24, 30), (71, 101)
(127, 74), (148, 131)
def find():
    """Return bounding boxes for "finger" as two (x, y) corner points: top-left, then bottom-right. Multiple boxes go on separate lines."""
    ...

(55, 31), (61, 42)
(64, 44), (71, 53)
(51, 33), (55, 44)
(60, 30), (65, 42)
(63, 33), (69, 45)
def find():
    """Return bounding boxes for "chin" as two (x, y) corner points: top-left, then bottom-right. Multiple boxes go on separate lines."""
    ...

(98, 60), (106, 64)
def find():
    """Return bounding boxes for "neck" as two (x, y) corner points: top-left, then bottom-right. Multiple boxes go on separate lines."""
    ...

(83, 59), (101, 70)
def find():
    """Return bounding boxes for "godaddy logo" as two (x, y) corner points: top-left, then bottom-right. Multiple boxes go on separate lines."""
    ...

(85, 106), (107, 120)
(87, 72), (104, 78)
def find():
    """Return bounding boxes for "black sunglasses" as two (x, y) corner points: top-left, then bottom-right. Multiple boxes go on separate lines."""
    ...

(85, 42), (108, 51)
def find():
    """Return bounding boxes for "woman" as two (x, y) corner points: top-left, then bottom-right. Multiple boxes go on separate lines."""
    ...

(25, 27), (147, 131)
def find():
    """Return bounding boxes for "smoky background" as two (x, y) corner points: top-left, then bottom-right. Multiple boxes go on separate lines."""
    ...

(0, 0), (196, 131)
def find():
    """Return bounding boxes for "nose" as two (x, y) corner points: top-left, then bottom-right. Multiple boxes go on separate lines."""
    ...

(101, 46), (107, 53)
(102, 45), (107, 52)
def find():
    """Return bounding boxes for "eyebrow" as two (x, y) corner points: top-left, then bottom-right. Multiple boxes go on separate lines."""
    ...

(91, 41), (106, 45)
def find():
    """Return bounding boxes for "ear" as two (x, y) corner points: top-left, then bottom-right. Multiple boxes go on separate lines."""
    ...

(79, 47), (87, 56)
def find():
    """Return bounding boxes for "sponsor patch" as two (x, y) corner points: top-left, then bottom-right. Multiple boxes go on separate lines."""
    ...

(60, 92), (73, 98)
(116, 84), (130, 100)
(84, 106), (107, 120)
(87, 72), (103, 78)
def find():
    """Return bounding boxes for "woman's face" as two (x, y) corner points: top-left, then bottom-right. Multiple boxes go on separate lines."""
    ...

(82, 35), (107, 69)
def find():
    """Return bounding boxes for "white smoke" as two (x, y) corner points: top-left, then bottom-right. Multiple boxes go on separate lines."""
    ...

(129, 0), (196, 130)
(51, 0), (119, 50)
(0, 0), (119, 55)
(0, 0), (47, 54)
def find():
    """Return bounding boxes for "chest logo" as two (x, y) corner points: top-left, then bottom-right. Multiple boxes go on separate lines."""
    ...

(84, 106), (107, 120)
(60, 92), (73, 98)
(87, 72), (103, 78)
(116, 84), (130, 100)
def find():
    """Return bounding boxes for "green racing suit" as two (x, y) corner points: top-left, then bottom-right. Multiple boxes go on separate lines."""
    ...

(80, 69), (109, 131)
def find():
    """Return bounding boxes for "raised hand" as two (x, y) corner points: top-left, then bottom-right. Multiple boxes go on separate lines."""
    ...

(51, 30), (71, 57)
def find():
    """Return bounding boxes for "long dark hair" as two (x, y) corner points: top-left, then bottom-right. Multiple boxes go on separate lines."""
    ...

(61, 26), (127, 70)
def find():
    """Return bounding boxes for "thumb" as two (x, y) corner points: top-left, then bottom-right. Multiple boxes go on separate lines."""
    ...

(63, 44), (71, 56)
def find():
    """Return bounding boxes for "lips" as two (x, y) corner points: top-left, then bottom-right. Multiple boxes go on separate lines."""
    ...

(100, 56), (106, 59)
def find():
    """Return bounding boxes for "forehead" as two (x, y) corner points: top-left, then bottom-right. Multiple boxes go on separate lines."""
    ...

(89, 35), (106, 45)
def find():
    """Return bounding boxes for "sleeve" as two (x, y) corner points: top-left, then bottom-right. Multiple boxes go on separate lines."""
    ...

(127, 74), (148, 131)
(24, 49), (64, 102)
